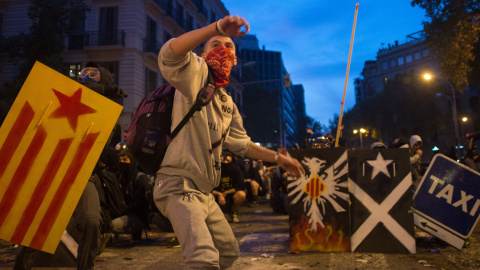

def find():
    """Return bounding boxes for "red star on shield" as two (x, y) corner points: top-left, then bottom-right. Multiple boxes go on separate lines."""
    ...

(50, 88), (96, 131)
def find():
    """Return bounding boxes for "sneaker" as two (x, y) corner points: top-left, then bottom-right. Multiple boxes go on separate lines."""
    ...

(248, 201), (258, 208)
(231, 212), (239, 223)
(97, 233), (111, 255)
(167, 237), (180, 248)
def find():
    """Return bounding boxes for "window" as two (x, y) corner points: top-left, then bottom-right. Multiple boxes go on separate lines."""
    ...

(146, 17), (157, 52)
(422, 49), (429, 57)
(406, 54), (412, 63)
(368, 82), (375, 96)
(389, 59), (396, 68)
(164, 30), (172, 44)
(397, 56), (404, 66)
(99, 7), (119, 45)
(166, 0), (173, 16)
(68, 17), (85, 50)
(147, 17), (157, 41)
(186, 13), (193, 32)
(99, 7), (118, 32)
(414, 51), (421, 60)
(210, 10), (216, 23)
(177, 3), (184, 28)
(68, 64), (82, 81)
(145, 68), (158, 95)
(382, 61), (388, 70)
(98, 61), (119, 84)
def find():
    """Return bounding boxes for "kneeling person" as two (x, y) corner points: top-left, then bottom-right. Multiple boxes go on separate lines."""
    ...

(213, 151), (246, 223)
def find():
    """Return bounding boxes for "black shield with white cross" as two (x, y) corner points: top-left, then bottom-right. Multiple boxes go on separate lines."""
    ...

(348, 148), (415, 253)
(287, 147), (351, 252)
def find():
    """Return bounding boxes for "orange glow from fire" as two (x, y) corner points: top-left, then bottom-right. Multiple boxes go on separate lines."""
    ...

(289, 214), (351, 252)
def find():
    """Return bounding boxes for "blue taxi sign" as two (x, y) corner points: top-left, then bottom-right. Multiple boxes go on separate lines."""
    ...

(412, 154), (480, 249)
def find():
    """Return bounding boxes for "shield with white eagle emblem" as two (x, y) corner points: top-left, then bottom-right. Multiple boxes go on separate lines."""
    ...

(287, 147), (350, 252)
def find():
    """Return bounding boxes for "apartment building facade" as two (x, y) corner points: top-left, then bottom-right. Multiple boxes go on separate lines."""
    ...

(354, 30), (480, 151)
(354, 31), (440, 103)
(0, 0), (232, 145)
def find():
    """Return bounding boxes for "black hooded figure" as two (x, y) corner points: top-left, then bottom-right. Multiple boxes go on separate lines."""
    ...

(80, 62), (128, 99)
(113, 149), (152, 240)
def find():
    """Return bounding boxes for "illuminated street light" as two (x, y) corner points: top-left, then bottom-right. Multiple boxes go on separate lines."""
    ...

(353, 128), (366, 149)
(461, 116), (468, 144)
(425, 73), (460, 157)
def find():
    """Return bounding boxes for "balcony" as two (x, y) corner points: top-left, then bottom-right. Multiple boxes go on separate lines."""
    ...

(145, 0), (167, 17)
(191, 0), (207, 20)
(144, 38), (161, 60)
(197, 5), (208, 21)
(84, 31), (125, 48)
(154, 0), (167, 8)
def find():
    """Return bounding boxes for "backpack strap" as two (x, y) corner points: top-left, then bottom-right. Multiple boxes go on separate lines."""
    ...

(209, 126), (230, 155)
(170, 69), (216, 139)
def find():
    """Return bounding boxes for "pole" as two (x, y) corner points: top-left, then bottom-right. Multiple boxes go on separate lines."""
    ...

(436, 93), (458, 158)
(335, 3), (359, 147)
(447, 80), (461, 159)
(360, 132), (363, 149)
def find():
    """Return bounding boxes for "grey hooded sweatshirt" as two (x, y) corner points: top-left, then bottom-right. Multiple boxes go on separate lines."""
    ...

(157, 39), (252, 194)
(409, 135), (422, 164)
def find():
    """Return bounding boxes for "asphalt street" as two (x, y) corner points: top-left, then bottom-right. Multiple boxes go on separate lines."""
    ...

(1, 198), (480, 269)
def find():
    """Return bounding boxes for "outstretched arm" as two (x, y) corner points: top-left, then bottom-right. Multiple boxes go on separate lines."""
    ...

(169, 15), (250, 56)
(245, 144), (304, 178)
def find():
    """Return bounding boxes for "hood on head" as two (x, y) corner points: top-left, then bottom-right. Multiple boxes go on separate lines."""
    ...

(410, 135), (422, 148)
(370, 142), (387, 149)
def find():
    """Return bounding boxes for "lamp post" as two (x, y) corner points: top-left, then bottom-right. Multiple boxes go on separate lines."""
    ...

(424, 74), (461, 158)
(461, 116), (468, 142)
(353, 128), (366, 149)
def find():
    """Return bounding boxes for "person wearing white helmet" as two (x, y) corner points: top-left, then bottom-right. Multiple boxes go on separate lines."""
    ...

(409, 135), (423, 187)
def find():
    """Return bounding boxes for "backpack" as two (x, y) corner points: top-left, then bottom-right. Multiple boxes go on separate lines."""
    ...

(126, 72), (215, 175)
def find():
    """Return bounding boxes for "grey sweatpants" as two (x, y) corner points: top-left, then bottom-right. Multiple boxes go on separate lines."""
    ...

(153, 174), (239, 269)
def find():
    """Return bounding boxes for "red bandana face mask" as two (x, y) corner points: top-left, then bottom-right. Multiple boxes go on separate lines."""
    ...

(204, 45), (235, 88)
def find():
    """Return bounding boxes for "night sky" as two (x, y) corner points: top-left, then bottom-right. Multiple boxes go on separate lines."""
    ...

(225, 0), (427, 127)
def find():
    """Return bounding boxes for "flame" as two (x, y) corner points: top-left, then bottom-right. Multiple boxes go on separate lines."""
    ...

(289, 214), (351, 252)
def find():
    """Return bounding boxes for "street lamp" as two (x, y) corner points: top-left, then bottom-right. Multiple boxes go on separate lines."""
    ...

(461, 116), (468, 142)
(353, 128), (366, 149)
(425, 73), (461, 158)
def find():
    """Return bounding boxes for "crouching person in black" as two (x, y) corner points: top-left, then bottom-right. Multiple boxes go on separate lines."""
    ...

(14, 177), (101, 270)
(112, 149), (151, 242)
(212, 151), (246, 223)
